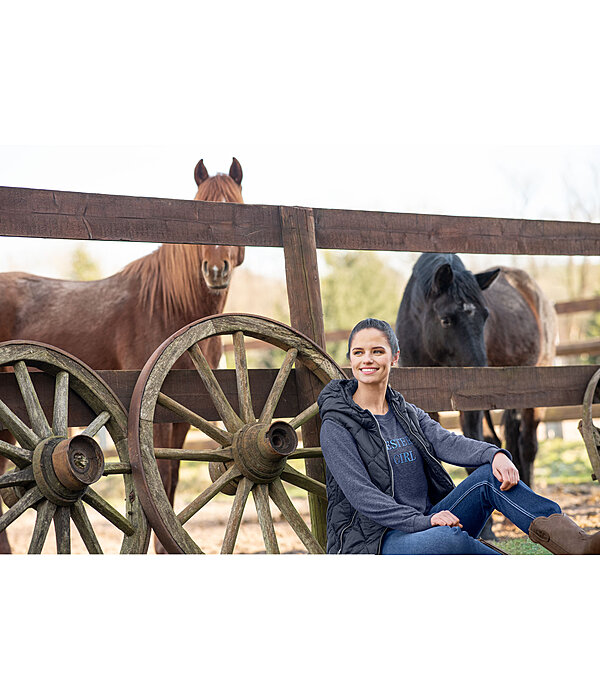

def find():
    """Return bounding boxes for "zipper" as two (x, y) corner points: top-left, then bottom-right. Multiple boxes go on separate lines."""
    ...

(337, 511), (358, 554)
(369, 409), (395, 556)
(368, 409), (395, 499)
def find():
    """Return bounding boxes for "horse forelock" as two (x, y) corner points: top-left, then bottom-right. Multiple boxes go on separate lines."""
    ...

(448, 270), (486, 307)
(194, 174), (244, 203)
(122, 172), (244, 320)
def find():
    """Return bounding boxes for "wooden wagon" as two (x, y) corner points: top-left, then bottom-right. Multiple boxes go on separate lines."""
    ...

(1, 185), (600, 553)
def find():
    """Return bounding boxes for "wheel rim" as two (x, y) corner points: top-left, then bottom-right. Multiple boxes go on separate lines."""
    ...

(128, 313), (346, 554)
(0, 341), (150, 554)
(580, 368), (600, 483)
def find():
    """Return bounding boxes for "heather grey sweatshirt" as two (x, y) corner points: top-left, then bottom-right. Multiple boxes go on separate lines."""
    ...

(320, 404), (507, 533)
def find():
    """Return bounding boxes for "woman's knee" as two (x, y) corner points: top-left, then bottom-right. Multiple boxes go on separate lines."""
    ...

(433, 526), (475, 552)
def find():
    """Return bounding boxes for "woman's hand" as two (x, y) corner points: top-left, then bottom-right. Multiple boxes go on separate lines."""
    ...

(492, 452), (520, 491)
(430, 510), (462, 528)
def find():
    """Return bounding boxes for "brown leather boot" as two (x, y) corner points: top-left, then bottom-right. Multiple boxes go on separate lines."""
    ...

(529, 513), (600, 554)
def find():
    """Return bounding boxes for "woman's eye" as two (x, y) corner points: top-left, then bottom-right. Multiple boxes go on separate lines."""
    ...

(440, 317), (452, 327)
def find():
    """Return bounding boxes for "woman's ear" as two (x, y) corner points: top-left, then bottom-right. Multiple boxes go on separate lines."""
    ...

(391, 352), (400, 366)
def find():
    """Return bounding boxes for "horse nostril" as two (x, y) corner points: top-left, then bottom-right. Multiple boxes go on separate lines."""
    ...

(223, 260), (229, 276)
(202, 261), (209, 276)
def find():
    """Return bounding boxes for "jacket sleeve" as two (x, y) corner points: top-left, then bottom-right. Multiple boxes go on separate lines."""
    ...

(320, 419), (432, 533)
(412, 405), (512, 467)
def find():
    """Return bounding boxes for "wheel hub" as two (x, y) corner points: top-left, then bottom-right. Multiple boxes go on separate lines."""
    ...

(229, 420), (298, 484)
(33, 435), (105, 506)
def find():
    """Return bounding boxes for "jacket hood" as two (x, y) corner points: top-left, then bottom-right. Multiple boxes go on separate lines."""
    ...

(318, 378), (407, 426)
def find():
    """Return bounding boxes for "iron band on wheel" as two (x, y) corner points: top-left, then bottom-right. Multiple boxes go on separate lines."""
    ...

(128, 313), (346, 554)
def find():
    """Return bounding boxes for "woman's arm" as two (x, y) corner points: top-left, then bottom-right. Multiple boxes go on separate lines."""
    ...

(320, 419), (432, 533)
(413, 405), (511, 467)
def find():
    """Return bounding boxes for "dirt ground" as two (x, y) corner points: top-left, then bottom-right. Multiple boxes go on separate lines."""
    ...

(4, 481), (600, 555)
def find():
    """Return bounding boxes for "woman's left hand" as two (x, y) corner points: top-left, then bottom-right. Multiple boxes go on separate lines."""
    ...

(492, 452), (520, 491)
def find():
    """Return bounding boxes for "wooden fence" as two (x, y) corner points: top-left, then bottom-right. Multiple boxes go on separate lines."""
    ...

(2, 185), (600, 417)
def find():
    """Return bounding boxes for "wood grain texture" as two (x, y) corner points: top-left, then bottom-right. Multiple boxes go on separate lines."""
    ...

(281, 206), (328, 547)
(0, 366), (599, 422)
(4, 186), (600, 255)
(0, 186), (281, 246)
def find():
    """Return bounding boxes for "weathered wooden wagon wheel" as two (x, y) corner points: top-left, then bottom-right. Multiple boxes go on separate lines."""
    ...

(128, 313), (346, 554)
(0, 342), (150, 553)
(580, 368), (600, 483)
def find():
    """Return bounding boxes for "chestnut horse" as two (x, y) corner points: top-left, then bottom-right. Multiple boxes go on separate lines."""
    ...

(0, 158), (245, 553)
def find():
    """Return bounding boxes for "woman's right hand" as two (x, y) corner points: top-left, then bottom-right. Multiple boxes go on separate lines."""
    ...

(430, 510), (462, 528)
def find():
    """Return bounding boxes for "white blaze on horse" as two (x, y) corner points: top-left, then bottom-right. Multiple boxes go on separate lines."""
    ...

(0, 158), (246, 553)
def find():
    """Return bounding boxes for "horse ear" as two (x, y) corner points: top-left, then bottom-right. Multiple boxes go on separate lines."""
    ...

(475, 268), (501, 290)
(430, 263), (454, 297)
(229, 157), (243, 186)
(194, 159), (209, 186)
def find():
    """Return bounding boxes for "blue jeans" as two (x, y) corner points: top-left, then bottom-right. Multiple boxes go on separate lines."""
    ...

(381, 462), (562, 555)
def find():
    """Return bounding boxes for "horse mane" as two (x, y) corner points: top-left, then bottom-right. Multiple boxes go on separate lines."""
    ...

(121, 173), (243, 319)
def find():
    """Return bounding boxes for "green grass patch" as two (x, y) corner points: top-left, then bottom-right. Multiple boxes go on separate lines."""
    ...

(488, 538), (551, 555)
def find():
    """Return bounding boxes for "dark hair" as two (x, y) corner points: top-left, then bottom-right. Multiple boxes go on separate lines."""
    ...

(346, 318), (400, 359)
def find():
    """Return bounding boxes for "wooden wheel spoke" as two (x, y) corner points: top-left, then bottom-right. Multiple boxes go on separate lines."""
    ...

(233, 332), (255, 423)
(102, 462), (132, 476)
(158, 392), (232, 446)
(0, 486), (43, 533)
(288, 446), (323, 460)
(0, 466), (35, 488)
(54, 506), (71, 554)
(28, 499), (57, 554)
(154, 446), (233, 462)
(81, 411), (110, 438)
(268, 479), (324, 554)
(252, 483), (279, 554)
(13, 361), (52, 439)
(0, 441), (32, 468)
(187, 344), (244, 432)
(71, 501), (103, 554)
(177, 463), (242, 525)
(0, 397), (40, 449)
(221, 477), (253, 554)
(288, 401), (319, 430)
(82, 488), (136, 536)
(259, 348), (298, 423)
(52, 371), (69, 437)
(282, 463), (327, 501)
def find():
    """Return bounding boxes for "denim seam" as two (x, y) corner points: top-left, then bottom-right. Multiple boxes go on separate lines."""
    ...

(444, 481), (536, 521)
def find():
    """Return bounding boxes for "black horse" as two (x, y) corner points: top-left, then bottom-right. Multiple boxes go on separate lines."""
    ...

(396, 252), (557, 489)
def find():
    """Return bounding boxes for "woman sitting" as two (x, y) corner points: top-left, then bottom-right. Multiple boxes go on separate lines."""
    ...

(318, 317), (600, 555)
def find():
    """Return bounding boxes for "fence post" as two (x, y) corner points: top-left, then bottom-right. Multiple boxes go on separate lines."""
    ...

(280, 206), (328, 549)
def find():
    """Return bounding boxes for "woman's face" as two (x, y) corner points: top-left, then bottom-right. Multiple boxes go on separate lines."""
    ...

(349, 328), (399, 387)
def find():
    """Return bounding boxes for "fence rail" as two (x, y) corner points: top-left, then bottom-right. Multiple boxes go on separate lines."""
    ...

(3, 186), (600, 256)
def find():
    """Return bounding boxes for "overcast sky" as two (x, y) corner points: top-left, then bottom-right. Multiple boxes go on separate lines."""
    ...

(2, 3), (599, 281)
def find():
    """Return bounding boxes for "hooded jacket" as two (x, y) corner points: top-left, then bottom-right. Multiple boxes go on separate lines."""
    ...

(317, 378), (505, 554)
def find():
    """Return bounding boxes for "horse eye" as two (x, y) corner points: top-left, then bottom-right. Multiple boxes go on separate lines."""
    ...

(440, 317), (452, 327)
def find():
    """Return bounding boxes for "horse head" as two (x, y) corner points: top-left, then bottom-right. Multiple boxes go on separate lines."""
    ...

(422, 255), (500, 368)
(193, 157), (246, 292)
(397, 253), (500, 370)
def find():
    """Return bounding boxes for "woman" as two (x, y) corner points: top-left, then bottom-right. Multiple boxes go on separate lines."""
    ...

(318, 317), (600, 555)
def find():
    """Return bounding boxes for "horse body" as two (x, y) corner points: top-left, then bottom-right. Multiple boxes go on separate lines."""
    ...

(396, 253), (556, 489)
(0, 158), (245, 553)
